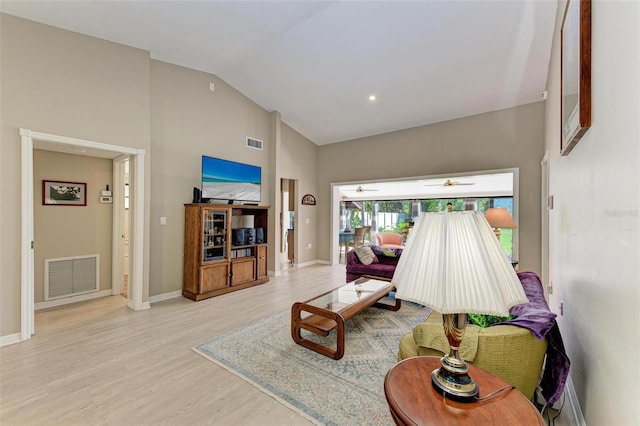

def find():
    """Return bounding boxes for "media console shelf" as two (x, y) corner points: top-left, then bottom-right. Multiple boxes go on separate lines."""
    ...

(183, 203), (269, 301)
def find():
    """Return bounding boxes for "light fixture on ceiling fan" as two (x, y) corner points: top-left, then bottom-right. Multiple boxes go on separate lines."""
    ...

(424, 179), (476, 188)
(346, 185), (379, 193)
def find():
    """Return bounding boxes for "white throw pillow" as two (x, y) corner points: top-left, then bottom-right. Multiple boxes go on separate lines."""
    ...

(354, 246), (378, 265)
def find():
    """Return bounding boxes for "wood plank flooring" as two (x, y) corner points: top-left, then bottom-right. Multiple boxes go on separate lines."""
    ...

(1, 264), (349, 426)
(0, 263), (575, 426)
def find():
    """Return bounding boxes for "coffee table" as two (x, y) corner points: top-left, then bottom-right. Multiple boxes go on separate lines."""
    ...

(291, 276), (401, 360)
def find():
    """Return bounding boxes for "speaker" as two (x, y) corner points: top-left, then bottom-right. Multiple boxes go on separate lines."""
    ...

(245, 228), (256, 245)
(255, 227), (264, 244)
(192, 187), (202, 203)
(232, 229), (246, 246)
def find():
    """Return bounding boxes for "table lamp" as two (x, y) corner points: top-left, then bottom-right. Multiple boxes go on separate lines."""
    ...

(484, 207), (517, 239)
(391, 211), (527, 402)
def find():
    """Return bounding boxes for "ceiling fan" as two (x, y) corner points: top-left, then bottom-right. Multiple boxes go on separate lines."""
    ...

(424, 179), (476, 188)
(346, 185), (379, 193)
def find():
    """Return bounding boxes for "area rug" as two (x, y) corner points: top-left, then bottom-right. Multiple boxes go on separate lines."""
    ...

(193, 300), (430, 426)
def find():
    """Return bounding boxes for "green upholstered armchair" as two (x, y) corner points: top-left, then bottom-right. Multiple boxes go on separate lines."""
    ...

(397, 311), (547, 401)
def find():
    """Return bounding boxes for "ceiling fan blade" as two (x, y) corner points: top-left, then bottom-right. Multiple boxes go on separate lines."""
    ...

(423, 179), (476, 187)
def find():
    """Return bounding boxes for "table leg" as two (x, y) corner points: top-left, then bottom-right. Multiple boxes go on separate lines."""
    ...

(291, 302), (346, 360)
(373, 293), (402, 311)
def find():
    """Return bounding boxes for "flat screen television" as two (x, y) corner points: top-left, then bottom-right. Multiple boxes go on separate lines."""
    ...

(201, 156), (261, 202)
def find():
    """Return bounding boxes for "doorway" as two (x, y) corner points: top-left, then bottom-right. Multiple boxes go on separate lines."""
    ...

(280, 178), (296, 270)
(114, 158), (131, 299)
(330, 169), (519, 265)
(20, 129), (146, 341)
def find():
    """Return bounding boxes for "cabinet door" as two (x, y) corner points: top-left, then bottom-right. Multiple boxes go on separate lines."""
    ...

(200, 262), (229, 293)
(202, 209), (227, 262)
(231, 258), (256, 286)
(257, 245), (268, 279)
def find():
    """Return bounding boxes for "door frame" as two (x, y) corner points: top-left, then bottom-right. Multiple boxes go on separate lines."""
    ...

(20, 128), (146, 341)
(111, 156), (130, 297)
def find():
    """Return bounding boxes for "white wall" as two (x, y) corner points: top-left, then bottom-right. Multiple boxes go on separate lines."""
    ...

(544, 1), (639, 424)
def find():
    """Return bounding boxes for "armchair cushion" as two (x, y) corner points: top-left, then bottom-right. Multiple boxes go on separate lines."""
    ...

(397, 271), (562, 402)
(399, 310), (546, 401)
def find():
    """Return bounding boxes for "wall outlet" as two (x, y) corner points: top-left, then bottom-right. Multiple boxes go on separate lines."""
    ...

(306, 243), (312, 249)
(160, 217), (166, 225)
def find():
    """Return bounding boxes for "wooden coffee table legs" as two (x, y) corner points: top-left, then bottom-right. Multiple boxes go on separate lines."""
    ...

(291, 303), (347, 360)
(291, 293), (401, 360)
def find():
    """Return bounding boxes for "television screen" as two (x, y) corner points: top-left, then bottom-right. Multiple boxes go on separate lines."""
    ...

(201, 156), (261, 202)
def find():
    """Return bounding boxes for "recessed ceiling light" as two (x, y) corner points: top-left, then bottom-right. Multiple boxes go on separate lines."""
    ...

(368, 95), (376, 101)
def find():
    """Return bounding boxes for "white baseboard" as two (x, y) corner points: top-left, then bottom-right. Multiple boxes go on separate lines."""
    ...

(296, 259), (321, 268)
(34, 289), (112, 310)
(270, 259), (329, 277)
(149, 290), (182, 304)
(126, 300), (151, 310)
(565, 375), (586, 426)
(0, 333), (21, 347)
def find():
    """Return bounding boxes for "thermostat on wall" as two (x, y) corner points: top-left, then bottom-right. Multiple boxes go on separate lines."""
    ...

(100, 196), (113, 204)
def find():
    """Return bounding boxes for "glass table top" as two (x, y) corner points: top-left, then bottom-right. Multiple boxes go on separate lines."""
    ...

(303, 278), (393, 313)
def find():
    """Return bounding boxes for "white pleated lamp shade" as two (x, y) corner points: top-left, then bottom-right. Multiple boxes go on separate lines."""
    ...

(391, 211), (528, 316)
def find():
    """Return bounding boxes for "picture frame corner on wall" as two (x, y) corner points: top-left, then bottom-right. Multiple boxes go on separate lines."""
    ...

(560, 0), (592, 156)
(42, 180), (87, 206)
(301, 194), (316, 206)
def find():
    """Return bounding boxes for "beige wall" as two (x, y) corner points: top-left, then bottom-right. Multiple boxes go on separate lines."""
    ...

(0, 14), (322, 337)
(280, 123), (319, 264)
(0, 14), (151, 337)
(318, 102), (545, 272)
(149, 59), (275, 296)
(544, 1), (639, 424)
(33, 150), (113, 302)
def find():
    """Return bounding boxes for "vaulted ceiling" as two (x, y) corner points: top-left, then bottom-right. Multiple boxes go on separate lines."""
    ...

(1, 1), (556, 145)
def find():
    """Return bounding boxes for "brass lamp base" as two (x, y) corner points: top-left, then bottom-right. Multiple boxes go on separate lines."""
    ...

(432, 313), (479, 402)
(431, 357), (479, 402)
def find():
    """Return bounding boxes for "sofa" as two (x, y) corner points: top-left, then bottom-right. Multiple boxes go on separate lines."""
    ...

(397, 271), (569, 404)
(345, 245), (402, 282)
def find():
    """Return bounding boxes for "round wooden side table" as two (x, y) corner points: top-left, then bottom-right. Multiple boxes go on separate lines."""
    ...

(384, 356), (544, 425)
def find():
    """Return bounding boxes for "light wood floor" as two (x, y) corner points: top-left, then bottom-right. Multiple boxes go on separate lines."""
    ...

(1, 263), (575, 426)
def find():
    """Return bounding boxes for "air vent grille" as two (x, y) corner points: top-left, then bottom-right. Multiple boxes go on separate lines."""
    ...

(45, 254), (99, 300)
(246, 137), (263, 151)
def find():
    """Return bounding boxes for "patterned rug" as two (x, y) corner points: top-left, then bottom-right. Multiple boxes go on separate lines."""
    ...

(193, 300), (430, 426)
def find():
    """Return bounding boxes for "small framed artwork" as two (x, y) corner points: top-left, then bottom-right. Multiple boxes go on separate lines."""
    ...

(42, 180), (87, 206)
(302, 194), (316, 206)
(560, 0), (591, 156)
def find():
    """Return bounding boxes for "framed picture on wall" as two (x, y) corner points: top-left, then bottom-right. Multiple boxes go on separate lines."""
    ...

(560, 0), (591, 156)
(42, 180), (87, 206)
(302, 194), (316, 205)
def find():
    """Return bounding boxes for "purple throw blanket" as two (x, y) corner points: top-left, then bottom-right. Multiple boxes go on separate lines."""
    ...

(496, 271), (570, 406)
